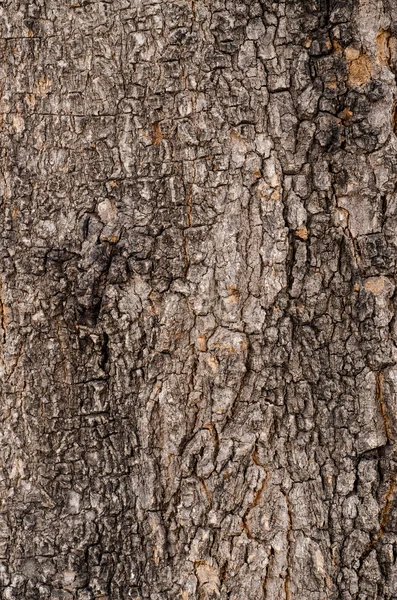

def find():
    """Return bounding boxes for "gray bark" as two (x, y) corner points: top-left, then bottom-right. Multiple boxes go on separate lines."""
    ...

(1, 0), (397, 598)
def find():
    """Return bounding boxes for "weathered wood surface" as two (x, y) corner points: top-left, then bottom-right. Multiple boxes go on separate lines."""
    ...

(1, 0), (397, 598)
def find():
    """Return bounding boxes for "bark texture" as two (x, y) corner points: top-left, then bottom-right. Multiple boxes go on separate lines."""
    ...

(2, 0), (397, 598)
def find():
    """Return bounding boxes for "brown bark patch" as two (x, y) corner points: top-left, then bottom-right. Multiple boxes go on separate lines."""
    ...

(332, 39), (343, 53)
(392, 102), (397, 134)
(376, 371), (392, 443)
(33, 74), (52, 98)
(152, 122), (164, 145)
(363, 472), (396, 557)
(186, 187), (192, 227)
(0, 278), (7, 332)
(295, 226), (308, 240)
(338, 108), (353, 123)
(207, 355), (219, 373)
(326, 76), (337, 90)
(199, 478), (212, 506)
(346, 49), (371, 86)
(376, 29), (391, 66)
(227, 285), (240, 304)
(364, 276), (387, 295)
(197, 335), (207, 351)
(230, 129), (247, 142)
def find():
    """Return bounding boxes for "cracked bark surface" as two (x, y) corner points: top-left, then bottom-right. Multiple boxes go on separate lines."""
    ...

(2, 0), (397, 598)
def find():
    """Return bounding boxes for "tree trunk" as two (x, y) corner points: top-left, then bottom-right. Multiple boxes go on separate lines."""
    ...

(1, 0), (397, 598)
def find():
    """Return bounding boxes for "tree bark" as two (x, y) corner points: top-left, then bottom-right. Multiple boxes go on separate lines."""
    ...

(1, 0), (397, 598)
